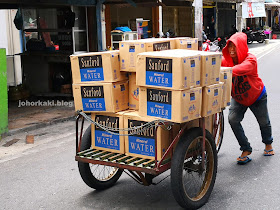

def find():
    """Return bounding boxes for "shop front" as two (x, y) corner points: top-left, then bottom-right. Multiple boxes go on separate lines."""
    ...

(20, 6), (95, 96)
(241, 2), (266, 32)
(217, 2), (236, 38)
(265, 1), (280, 38)
(0, 1), (98, 100)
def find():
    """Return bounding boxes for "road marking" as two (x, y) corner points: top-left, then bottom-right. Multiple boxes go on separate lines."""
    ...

(257, 44), (280, 60)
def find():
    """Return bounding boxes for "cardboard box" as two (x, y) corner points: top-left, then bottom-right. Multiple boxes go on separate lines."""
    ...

(123, 111), (172, 160)
(220, 67), (233, 108)
(91, 112), (125, 153)
(128, 72), (139, 110)
(202, 83), (223, 117)
(72, 81), (129, 113)
(198, 51), (222, 87)
(174, 37), (199, 50)
(172, 50), (222, 87)
(119, 38), (176, 72)
(136, 49), (201, 90)
(70, 50), (127, 83)
(139, 86), (202, 123)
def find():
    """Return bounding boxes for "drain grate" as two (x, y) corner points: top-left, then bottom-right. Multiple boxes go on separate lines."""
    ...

(2, 139), (20, 147)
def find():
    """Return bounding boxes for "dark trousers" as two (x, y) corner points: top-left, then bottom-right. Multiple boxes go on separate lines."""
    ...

(228, 92), (273, 152)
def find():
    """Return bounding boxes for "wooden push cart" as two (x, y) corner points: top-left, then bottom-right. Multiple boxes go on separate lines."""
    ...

(75, 111), (224, 209)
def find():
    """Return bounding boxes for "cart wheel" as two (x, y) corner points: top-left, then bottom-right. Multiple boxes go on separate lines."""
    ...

(213, 111), (224, 153)
(78, 125), (123, 190)
(171, 127), (217, 210)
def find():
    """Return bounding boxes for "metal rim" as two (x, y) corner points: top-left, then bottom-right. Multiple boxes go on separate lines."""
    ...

(182, 136), (214, 201)
(89, 164), (120, 182)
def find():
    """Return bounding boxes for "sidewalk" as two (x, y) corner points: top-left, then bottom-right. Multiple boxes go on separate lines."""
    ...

(6, 99), (76, 136)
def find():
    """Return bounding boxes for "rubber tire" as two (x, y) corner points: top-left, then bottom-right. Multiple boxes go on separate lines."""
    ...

(215, 111), (224, 153)
(247, 35), (253, 44)
(258, 36), (265, 43)
(78, 125), (123, 190)
(171, 127), (217, 210)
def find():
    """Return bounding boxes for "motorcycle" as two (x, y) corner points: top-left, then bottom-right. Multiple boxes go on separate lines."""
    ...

(214, 37), (227, 50)
(202, 39), (220, 52)
(242, 27), (266, 44)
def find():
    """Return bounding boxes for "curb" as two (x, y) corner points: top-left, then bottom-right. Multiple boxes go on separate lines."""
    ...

(5, 116), (76, 136)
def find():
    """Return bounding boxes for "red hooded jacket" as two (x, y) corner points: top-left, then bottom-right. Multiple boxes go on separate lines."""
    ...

(221, 32), (264, 106)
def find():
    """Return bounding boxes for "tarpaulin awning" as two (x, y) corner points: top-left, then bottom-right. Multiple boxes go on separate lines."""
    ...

(265, 2), (280, 7)
(242, 2), (266, 18)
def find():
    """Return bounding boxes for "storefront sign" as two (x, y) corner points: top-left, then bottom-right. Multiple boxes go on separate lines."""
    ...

(242, 2), (266, 18)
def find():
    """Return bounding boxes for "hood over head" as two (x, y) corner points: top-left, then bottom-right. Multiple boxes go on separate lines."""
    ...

(222, 32), (248, 65)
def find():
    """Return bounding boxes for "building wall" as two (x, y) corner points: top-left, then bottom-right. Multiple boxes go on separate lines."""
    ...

(110, 5), (153, 31)
(162, 6), (193, 37)
(217, 3), (236, 37)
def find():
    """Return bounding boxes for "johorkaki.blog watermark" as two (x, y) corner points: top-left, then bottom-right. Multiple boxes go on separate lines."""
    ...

(18, 100), (74, 107)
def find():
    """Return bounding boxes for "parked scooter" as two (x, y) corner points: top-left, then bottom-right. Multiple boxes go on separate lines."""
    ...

(214, 37), (227, 50)
(202, 39), (220, 52)
(202, 31), (220, 52)
(242, 27), (266, 44)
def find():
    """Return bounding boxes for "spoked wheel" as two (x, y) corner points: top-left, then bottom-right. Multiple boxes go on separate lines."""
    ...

(171, 127), (217, 210)
(78, 126), (123, 190)
(213, 111), (224, 153)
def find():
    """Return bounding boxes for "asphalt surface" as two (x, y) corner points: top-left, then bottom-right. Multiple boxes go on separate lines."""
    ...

(1, 42), (280, 210)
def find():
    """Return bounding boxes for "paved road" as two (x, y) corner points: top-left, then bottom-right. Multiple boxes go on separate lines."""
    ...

(1, 44), (280, 209)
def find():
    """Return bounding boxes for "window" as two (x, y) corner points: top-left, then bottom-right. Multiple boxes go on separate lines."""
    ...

(22, 7), (88, 53)
(72, 6), (88, 53)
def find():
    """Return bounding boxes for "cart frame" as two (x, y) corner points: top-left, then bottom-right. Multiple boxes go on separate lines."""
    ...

(75, 114), (211, 179)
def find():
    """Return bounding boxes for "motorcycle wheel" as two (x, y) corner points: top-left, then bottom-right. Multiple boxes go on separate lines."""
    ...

(258, 36), (265, 43)
(247, 35), (253, 44)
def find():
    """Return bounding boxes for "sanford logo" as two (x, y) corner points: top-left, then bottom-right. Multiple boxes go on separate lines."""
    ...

(153, 42), (171, 51)
(95, 115), (119, 149)
(147, 89), (171, 104)
(128, 119), (154, 138)
(95, 115), (119, 132)
(146, 57), (172, 73)
(79, 55), (102, 69)
(81, 86), (104, 98)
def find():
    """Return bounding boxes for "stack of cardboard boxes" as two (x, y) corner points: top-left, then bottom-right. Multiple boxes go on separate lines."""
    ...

(70, 37), (232, 161)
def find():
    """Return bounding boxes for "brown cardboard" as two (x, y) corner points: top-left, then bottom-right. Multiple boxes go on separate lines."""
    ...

(136, 49), (201, 90)
(220, 67), (233, 108)
(139, 86), (202, 123)
(198, 51), (222, 86)
(123, 111), (172, 160)
(91, 112), (125, 153)
(172, 50), (222, 87)
(70, 50), (126, 83)
(205, 115), (214, 134)
(202, 83), (223, 117)
(174, 37), (199, 50)
(128, 72), (139, 110)
(72, 81), (129, 113)
(119, 38), (176, 72)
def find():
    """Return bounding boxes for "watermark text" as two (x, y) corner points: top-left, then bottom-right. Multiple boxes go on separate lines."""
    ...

(18, 100), (74, 107)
